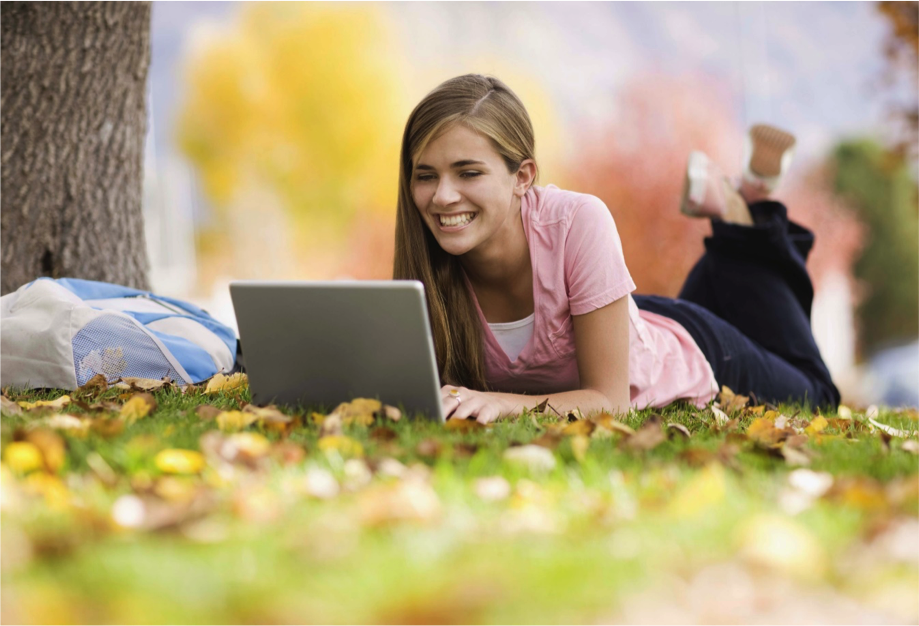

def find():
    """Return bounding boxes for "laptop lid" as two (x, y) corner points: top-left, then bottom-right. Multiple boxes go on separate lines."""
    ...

(229, 280), (445, 421)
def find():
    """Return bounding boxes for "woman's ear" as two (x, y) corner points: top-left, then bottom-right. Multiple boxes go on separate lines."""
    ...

(514, 159), (537, 197)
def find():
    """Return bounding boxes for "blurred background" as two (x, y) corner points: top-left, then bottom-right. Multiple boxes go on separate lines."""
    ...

(142, 1), (918, 407)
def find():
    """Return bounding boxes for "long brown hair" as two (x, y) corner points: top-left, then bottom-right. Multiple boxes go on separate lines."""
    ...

(393, 74), (537, 389)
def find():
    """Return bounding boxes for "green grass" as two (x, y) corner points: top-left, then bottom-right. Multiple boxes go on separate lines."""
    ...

(1, 384), (917, 624)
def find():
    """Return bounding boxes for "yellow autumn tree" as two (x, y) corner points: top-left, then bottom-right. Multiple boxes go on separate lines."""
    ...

(177, 3), (563, 282)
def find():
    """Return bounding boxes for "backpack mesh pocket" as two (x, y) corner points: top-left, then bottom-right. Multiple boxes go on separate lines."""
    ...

(72, 314), (188, 386)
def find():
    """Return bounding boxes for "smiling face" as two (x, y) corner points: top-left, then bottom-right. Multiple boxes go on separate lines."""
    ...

(411, 123), (530, 259)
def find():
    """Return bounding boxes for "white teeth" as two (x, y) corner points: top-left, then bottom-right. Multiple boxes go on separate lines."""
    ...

(439, 213), (475, 227)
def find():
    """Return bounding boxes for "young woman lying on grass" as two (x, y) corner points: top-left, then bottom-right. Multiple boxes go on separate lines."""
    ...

(393, 74), (840, 424)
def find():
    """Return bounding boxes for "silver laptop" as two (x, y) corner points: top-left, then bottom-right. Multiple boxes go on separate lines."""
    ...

(229, 280), (446, 421)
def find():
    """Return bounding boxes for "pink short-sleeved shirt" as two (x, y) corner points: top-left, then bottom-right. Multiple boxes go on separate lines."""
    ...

(466, 184), (718, 409)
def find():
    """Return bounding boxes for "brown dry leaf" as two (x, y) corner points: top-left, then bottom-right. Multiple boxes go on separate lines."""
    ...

(1, 395), (23, 415)
(77, 373), (109, 396)
(444, 417), (484, 432)
(17, 395), (71, 411)
(416, 438), (443, 458)
(747, 405), (766, 416)
(593, 413), (636, 437)
(718, 386), (749, 413)
(242, 404), (293, 433)
(531, 431), (564, 450)
(204, 372), (248, 395)
(533, 398), (549, 414)
(90, 417), (125, 438)
(24, 429), (66, 473)
(119, 377), (171, 392)
(725, 432), (748, 445)
(269, 441), (306, 466)
(196, 405), (222, 421)
(621, 416), (666, 452)
(225, 432), (271, 463)
(120, 393), (157, 423)
(825, 476), (888, 511)
(563, 419), (596, 437)
(667, 423), (692, 440)
(370, 427), (398, 442)
(40, 414), (90, 437)
(678, 447), (716, 467)
(454, 442), (479, 458)
(328, 398), (381, 427)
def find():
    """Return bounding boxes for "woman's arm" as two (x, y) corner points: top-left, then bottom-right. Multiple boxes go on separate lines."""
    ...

(443, 295), (631, 423)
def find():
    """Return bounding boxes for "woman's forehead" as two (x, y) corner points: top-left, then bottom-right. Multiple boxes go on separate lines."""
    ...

(415, 123), (499, 166)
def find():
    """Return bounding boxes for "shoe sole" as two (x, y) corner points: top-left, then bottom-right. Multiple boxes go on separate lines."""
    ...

(748, 124), (796, 178)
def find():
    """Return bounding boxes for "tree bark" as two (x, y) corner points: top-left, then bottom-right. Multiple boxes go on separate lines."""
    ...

(1, 1), (151, 295)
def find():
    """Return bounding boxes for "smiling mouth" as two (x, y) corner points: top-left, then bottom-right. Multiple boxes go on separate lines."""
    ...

(438, 212), (476, 227)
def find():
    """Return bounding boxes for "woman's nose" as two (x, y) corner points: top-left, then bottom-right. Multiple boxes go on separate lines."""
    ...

(433, 177), (461, 206)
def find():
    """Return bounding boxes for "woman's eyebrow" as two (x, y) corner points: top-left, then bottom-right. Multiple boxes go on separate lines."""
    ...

(415, 159), (486, 171)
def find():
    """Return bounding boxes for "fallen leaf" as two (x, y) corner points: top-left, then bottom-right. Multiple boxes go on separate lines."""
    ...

(319, 413), (343, 438)
(804, 416), (829, 436)
(416, 438), (443, 459)
(383, 405), (402, 421)
(747, 405), (766, 416)
(593, 413), (636, 437)
(154, 449), (206, 474)
(475, 476), (511, 501)
(3, 442), (44, 474)
(119, 377), (171, 392)
(77, 373), (109, 396)
(503, 445), (556, 473)
(226, 432), (271, 462)
(195, 405), (222, 421)
(747, 417), (787, 448)
(318, 435), (364, 458)
(444, 417), (484, 432)
(24, 429), (66, 473)
(781, 444), (813, 467)
(0, 395), (22, 415)
(563, 419), (596, 437)
(90, 417), (125, 438)
(204, 372), (248, 395)
(533, 398), (549, 414)
(243, 404), (293, 434)
(709, 405), (729, 426)
(215, 410), (258, 432)
(359, 480), (441, 526)
(270, 441), (306, 466)
(40, 414), (90, 437)
(328, 398), (381, 426)
(868, 417), (919, 438)
(678, 447), (716, 467)
(718, 386), (749, 413)
(531, 431), (564, 450)
(901, 440), (919, 455)
(17, 395), (71, 411)
(621, 416), (665, 452)
(666, 423), (692, 440)
(370, 426), (398, 442)
(120, 393), (157, 423)
(454, 442), (479, 458)
(670, 463), (726, 517)
(570, 435), (590, 463)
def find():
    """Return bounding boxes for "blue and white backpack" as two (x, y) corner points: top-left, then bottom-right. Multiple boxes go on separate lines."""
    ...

(0, 278), (238, 390)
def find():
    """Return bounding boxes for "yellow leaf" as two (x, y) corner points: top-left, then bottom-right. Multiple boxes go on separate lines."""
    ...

(226, 432), (271, 459)
(216, 410), (258, 432)
(805, 416), (828, 436)
(24, 429), (66, 473)
(120, 394), (157, 423)
(155, 449), (206, 474)
(23, 473), (70, 510)
(570, 435), (589, 463)
(311, 412), (326, 425)
(17, 395), (71, 411)
(669, 463), (726, 518)
(204, 372), (248, 394)
(318, 435), (364, 458)
(4, 442), (44, 474)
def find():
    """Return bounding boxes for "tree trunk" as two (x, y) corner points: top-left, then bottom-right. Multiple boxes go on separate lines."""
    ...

(1, 1), (151, 295)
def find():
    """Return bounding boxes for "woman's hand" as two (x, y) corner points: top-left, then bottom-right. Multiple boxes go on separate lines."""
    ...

(440, 385), (507, 424)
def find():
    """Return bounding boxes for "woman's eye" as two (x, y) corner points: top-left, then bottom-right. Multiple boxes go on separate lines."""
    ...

(460, 171), (481, 178)
(415, 174), (436, 182)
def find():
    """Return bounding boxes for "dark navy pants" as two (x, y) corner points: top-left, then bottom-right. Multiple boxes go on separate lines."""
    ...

(634, 201), (840, 409)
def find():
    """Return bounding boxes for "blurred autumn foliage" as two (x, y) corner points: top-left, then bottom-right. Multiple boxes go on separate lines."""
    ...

(568, 74), (742, 297)
(568, 74), (866, 326)
(877, 1), (918, 161)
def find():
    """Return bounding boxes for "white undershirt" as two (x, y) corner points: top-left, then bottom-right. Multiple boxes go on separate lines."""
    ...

(487, 312), (535, 362)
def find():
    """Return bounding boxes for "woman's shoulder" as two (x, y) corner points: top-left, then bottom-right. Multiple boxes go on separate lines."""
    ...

(528, 184), (612, 226)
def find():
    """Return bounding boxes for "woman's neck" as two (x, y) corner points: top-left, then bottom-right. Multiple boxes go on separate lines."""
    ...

(460, 205), (530, 291)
